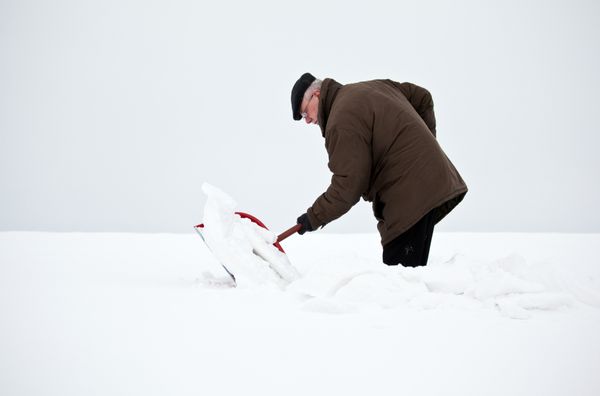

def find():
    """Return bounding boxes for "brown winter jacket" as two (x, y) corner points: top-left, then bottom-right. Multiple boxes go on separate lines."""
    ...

(306, 78), (468, 246)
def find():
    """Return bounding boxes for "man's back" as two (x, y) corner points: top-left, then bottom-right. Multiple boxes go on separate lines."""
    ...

(312, 78), (467, 245)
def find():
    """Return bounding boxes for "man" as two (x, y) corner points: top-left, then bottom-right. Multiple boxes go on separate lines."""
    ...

(291, 73), (467, 267)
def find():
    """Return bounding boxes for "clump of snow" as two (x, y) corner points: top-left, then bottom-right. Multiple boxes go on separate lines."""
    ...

(199, 183), (299, 288)
(290, 252), (574, 319)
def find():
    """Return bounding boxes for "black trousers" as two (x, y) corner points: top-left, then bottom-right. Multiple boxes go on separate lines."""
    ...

(382, 209), (436, 267)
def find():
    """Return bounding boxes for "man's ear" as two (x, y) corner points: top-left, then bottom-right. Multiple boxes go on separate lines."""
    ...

(314, 89), (321, 98)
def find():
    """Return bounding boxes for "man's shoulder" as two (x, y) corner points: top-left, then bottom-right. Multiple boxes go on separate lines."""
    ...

(339, 78), (409, 97)
(334, 79), (408, 108)
(343, 78), (397, 90)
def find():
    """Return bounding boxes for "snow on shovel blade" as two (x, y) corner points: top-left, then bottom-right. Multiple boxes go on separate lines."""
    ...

(194, 212), (300, 288)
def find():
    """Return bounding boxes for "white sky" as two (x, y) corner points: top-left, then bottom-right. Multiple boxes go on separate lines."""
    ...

(1, 0), (599, 233)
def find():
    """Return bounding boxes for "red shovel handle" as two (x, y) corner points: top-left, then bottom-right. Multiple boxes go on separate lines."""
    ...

(277, 224), (302, 243)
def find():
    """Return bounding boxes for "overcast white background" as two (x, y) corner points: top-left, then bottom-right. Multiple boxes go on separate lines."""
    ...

(1, 0), (599, 234)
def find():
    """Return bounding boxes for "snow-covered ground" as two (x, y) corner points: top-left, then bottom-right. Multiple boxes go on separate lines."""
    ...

(1, 229), (600, 395)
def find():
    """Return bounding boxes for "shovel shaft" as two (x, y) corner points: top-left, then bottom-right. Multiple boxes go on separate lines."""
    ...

(277, 224), (302, 243)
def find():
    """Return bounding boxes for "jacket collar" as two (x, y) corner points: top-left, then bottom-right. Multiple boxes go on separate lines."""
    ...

(318, 78), (343, 137)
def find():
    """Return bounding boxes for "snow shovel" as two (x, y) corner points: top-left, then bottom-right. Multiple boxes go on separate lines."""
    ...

(194, 212), (301, 283)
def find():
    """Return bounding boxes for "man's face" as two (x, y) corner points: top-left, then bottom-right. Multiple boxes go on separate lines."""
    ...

(300, 90), (320, 125)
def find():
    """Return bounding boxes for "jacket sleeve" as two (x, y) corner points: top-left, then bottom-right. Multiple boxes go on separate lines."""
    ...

(306, 126), (371, 228)
(397, 82), (437, 137)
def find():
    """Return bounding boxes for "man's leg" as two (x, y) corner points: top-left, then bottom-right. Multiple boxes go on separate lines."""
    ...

(382, 210), (436, 267)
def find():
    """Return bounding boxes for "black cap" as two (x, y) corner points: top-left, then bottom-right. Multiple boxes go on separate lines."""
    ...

(291, 72), (316, 120)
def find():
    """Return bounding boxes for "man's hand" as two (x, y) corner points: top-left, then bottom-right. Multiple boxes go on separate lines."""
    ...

(296, 213), (314, 235)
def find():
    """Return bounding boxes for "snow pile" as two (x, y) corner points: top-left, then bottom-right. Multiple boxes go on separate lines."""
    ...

(199, 183), (299, 288)
(198, 185), (582, 319)
(290, 253), (574, 319)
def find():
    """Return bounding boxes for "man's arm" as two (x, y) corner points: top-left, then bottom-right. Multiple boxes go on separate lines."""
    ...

(397, 82), (437, 137)
(305, 126), (372, 229)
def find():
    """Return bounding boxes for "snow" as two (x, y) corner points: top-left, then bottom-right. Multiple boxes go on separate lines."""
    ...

(198, 183), (299, 287)
(1, 223), (600, 394)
